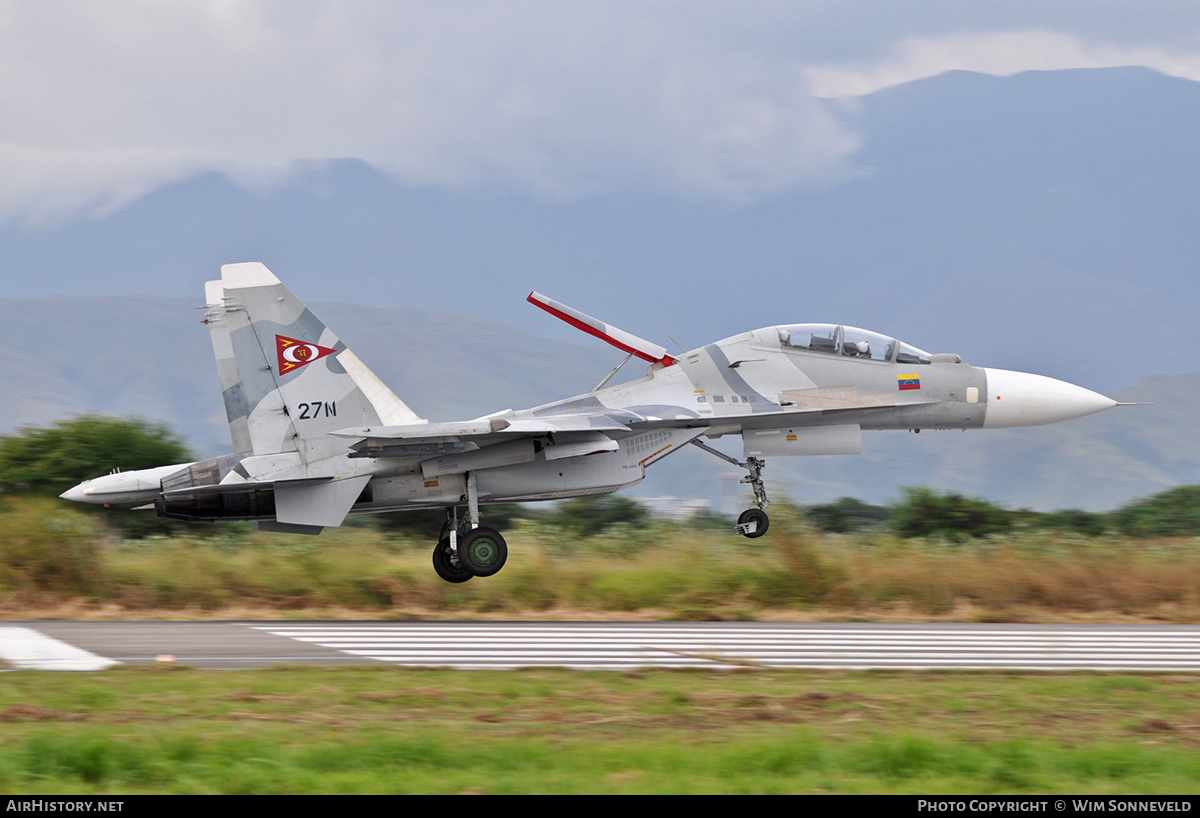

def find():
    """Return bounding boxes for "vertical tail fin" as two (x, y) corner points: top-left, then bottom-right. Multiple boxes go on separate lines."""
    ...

(204, 262), (424, 457)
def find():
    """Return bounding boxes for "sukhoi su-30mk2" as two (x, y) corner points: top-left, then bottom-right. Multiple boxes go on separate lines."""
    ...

(62, 263), (1119, 583)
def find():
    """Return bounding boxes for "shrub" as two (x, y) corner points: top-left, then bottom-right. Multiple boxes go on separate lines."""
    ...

(547, 496), (648, 537)
(891, 487), (1011, 541)
(1113, 486), (1200, 538)
(0, 498), (104, 595)
(805, 497), (893, 533)
(0, 416), (191, 498)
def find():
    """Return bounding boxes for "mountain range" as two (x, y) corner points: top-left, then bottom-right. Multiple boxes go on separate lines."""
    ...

(2, 65), (1197, 512)
(0, 294), (1192, 512)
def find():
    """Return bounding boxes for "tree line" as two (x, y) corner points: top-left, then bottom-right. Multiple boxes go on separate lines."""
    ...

(3, 416), (1199, 540)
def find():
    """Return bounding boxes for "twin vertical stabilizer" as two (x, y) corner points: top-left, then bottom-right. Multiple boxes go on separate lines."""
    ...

(204, 262), (425, 458)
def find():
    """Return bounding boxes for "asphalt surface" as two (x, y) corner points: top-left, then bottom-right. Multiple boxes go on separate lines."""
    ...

(6, 621), (1200, 671)
(6, 621), (379, 670)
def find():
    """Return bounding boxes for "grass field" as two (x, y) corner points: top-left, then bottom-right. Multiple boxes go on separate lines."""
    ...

(1, 666), (1198, 794)
(5, 499), (1200, 793)
(4, 497), (1200, 622)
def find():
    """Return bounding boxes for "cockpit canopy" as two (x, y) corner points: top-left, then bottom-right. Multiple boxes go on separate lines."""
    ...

(776, 324), (932, 365)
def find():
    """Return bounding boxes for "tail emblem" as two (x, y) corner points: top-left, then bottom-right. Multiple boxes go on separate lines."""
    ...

(277, 335), (337, 375)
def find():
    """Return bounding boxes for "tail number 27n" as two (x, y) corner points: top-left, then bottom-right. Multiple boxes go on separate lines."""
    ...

(296, 401), (336, 420)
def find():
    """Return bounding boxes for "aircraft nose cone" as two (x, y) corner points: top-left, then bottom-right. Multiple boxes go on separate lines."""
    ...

(60, 482), (88, 503)
(982, 368), (1118, 428)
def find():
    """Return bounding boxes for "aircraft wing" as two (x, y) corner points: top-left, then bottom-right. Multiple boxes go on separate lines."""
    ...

(328, 386), (894, 459)
(330, 413), (635, 440)
(329, 413), (636, 459)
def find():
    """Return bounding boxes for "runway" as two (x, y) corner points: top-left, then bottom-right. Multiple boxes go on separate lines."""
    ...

(6, 621), (1200, 671)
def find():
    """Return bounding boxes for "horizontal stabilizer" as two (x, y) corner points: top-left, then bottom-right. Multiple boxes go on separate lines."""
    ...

(162, 471), (368, 529)
(274, 474), (372, 528)
(528, 292), (676, 367)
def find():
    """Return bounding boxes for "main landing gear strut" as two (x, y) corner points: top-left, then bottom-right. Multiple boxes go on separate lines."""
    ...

(431, 471), (509, 583)
(689, 440), (770, 539)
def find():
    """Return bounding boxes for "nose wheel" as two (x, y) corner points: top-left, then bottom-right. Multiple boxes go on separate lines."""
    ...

(689, 441), (772, 539)
(736, 507), (769, 538)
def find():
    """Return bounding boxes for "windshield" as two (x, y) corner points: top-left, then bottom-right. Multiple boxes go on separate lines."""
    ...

(894, 342), (932, 365)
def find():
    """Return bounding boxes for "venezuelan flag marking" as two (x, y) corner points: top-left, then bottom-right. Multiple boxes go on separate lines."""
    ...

(897, 373), (921, 391)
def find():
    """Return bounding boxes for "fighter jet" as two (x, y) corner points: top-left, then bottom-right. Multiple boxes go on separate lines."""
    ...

(62, 263), (1118, 582)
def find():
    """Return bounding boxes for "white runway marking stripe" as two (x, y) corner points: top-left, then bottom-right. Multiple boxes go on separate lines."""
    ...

(0, 627), (119, 671)
(251, 624), (1200, 671)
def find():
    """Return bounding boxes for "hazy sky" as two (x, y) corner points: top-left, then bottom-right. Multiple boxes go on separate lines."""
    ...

(3, 1), (1200, 222)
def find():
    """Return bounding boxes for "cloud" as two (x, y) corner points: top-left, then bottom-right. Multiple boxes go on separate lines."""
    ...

(0, 1), (862, 220)
(4, 2), (1200, 221)
(806, 29), (1200, 97)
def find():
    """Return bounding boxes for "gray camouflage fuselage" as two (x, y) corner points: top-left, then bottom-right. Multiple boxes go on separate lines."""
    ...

(61, 263), (1117, 533)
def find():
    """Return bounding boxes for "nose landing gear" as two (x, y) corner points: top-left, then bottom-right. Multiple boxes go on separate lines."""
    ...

(734, 457), (769, 538)
(690, 440), (771, 539)
(736, 506), (769, 539)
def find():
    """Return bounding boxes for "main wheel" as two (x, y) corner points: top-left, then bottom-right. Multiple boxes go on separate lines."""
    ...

(737, 508), (769, 539)
(432, 537), (473, 583)
(458, 527), (508, 577)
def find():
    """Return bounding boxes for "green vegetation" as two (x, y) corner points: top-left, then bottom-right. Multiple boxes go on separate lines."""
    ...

(1, 667), (1197, 793)
(0, 416), (191, 498)
(5, 415), (1200, 619)
(1114, 485), (1200, 538)
(811, 487), (1200, 539)
(543, 495), (648, 536)
(891, 487), (1013, 541)
(804, 496), (894, 533)
(5, 496), (1200, 621)
(0, 417), (194, 539)
(0, 497), (102, 597)
(376, 497), (646, 540)
(7, 416), (1200, 793)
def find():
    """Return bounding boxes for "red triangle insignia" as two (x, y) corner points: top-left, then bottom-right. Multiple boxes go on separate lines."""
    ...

(276, 335), (337, 375)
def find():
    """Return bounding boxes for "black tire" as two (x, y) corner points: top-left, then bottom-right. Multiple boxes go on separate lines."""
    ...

(432, 537), (473, 583)
(458, 527), (508, 577)
(737, 508), (769, 539)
